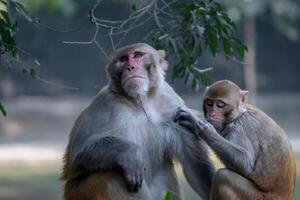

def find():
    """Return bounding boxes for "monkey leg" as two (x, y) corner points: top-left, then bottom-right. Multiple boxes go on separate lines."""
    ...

(64, 171), (152, 200)
(211, 168), (270, 200)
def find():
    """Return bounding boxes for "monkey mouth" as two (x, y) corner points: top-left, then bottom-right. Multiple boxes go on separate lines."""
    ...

(122, 76), (146, 85)
(207, 117), (222, 125)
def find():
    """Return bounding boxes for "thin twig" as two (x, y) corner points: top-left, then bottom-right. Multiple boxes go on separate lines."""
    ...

(4, 56), (79, 90)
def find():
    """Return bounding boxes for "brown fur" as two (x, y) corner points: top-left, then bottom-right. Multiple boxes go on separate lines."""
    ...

(204, 80), (297, 200)
(64, 171), (152, 200)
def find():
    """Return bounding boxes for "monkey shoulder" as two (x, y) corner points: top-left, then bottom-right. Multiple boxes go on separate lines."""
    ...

(241, 105), (291, 161)
(70, 87), (145, 140)
(155, 82), (186, 116)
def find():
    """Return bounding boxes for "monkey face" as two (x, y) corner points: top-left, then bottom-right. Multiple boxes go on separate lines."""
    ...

(203, 99), (227, 130)
(115, 50), (152, 97)
(107, 43), (167, 98)
(202, 80), (249, 131)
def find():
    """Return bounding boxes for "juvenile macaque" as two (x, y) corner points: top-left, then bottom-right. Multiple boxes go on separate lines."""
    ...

(175, 80), (296, 200)
(62, 43), (215, 200)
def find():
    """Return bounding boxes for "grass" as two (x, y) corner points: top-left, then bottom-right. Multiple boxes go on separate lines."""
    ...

(0, 153), (299, 200)
(0, 162), (62, 200)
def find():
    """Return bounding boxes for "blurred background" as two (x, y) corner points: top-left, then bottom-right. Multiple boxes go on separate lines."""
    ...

(0, 0), (300, 199)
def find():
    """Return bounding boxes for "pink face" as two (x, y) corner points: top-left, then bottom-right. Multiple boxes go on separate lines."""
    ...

(117, 50), (149, 86)
(113, 50), (152, 97)
(204, 99), (226, 129)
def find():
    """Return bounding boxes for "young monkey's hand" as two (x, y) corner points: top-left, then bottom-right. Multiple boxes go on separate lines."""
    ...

(174, 109), (202, 138)
(196, 119), (218, 136)
(174, 109), (218, 138)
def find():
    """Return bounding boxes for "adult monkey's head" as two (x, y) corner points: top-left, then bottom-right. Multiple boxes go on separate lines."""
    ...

(107, 43), (168, 98)
(202, 80), (249, 131)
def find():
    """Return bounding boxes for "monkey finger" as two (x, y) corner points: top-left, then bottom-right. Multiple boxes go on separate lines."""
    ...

(178, 120), (194, 132)
(133, 175), (141, 193)
(130, 175), (137, 192)
(124, 173), (135, 192)
(133, 183), (139, 193)
(196, 121), (207, 132)
(137, 174), (143, 188)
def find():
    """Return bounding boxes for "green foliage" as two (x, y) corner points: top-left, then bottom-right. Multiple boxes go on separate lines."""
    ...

(22, 67), (37, 77)
(0, 0), (36, 116)
(147, 0), (247, 90)
(0, 0), (33, 58)
(0, 101), (7, 116)
(163, 192), (171, 200)
(0, 0), (18, 58)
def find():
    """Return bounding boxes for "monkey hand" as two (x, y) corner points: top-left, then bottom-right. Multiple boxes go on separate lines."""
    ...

(196, 120), (218, 136)
(118, 147), (145, 193)
(174, 109), (202, 138)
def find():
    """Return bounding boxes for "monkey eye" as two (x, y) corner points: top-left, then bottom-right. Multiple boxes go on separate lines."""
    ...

(206, 100), (213, 107)
(216, 101), (226, 108)
(133, 51), (145, 58)
(119, 55), (128, 62)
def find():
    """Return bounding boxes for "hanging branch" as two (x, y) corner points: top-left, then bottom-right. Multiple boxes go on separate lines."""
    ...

(63, 0), (247, 89)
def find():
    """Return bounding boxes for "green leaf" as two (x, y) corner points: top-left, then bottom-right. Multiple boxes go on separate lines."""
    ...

(233, 38), (247, 59)
(0, 0), (7, 5)
(207, 30), (218, 56)
(195, 8), (202, 17)
(172, 66), (185, 81)
(0, 10), (11, 24)
(163, 192), (171, 200)
(30, 68), (36, 77)
(222, 37), (232, 58)
(200, 73), (211, 86)
(0, 102), (7, 117)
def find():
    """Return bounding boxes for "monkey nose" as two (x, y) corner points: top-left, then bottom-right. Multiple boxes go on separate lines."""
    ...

(126, 65), (135, 71)
(209, 113), (216, 117)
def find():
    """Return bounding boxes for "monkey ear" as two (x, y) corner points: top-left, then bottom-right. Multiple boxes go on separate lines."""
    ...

(240, 90), (249, 103)
(158, 50), (169, 70)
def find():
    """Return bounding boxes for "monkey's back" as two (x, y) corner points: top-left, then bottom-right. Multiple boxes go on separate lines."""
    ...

(239, 104), (296, 199)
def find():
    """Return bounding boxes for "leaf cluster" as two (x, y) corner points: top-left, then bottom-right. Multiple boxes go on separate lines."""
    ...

(0, 0), (34, 116)
(0, 0), (17, 57)
(147, 0), (247, 90)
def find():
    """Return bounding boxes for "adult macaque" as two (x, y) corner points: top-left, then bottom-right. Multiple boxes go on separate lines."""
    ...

(62, 43), (215, 200)
(174, 80), (296, 200)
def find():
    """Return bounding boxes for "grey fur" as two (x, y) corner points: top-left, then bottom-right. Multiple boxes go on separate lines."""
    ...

(63, 44), (214, 200)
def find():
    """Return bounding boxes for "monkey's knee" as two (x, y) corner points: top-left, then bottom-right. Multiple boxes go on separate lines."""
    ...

(213, 168), (232, 185)
(211, 169), (238, 200)
(64, 171), (152, 200)
(64, 172), (110, 200)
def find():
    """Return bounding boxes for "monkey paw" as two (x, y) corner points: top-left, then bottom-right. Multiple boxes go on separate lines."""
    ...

(196, 120), (216, 134)
(118, 149), (144, 193)
(123, 166), (144, 193)
(174, 109), (199, 134)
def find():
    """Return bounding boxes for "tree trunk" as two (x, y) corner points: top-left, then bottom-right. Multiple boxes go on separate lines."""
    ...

(243, 16), (257, 104)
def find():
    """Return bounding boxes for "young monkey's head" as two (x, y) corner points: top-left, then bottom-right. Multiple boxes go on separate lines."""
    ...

(202, 80), (249, 131)
(106, 43), (168, 98)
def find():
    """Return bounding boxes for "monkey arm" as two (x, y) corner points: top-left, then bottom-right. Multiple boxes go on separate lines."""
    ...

(198, 124), (255, 177)
(72, 135), (144, 192)
(72, 136), (141, 172)
(174, 110), (255, 177)
(180, 138), (215, 200)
